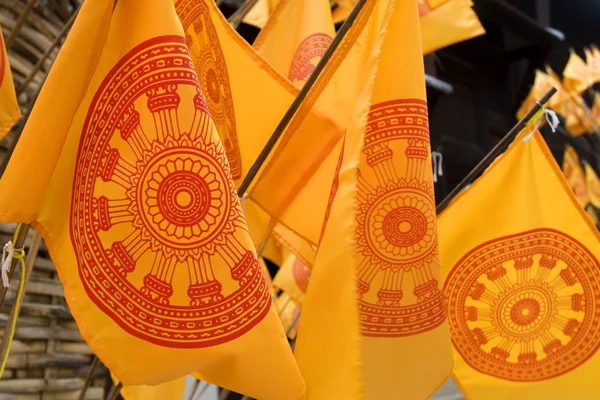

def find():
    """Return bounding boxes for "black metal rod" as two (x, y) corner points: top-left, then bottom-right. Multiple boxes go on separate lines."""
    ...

(77, 355), (100, 400)
(107, 381), (123, 400)
(436, 87), (557, 215)
(236, 0), (370, 197)
(227, 0), (259, 29)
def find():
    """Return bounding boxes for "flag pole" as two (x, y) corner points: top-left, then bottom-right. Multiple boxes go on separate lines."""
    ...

(77, 356), (100, 400)
(436, 87), (557, 214)
(227, 0), (259, 29)
(236, 0), (370, 197)
(107, 381), (123, 400)
(4, 0), (38, 49)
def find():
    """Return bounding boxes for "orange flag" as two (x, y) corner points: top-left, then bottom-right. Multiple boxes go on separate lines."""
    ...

(175, 0), (347, 254)
(562, 145), (589, 207)
(591, 93), (600, 127)
(419, 0), (485, 54)
(253, 0), (335, 88)
(546, 67), (592, 136)
(333, 0), (485, 54)
(273, 254), (311, 305)
(440, 130), (600, 399)
(589, 45), (600, 84)
(0, 0), (304, 398)
(516, 70), (554, 120)
(0, 28), (20, 138)
(243, 0), (279, 29)
(272, 224), (316, 268)
(295, 0), (452, 399)
(584, 162), (600, 209)
(111, 375), (186, 400)
(563, 50), (591, 94)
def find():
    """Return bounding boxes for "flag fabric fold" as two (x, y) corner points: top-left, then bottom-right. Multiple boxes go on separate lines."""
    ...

(295, 0), (452, 399)
(0, 0), (305, 398)
(0, 28), (20, 138)
(440, 130), (600, 399)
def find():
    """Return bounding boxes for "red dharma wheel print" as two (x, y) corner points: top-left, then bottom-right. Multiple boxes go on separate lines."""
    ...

(445, 229), (600, 381)
(355, 99), (445, 337)
(418, 0), (432, 16)
(175, 0), (242, 180)
(291, 258), (311, 294)
(288, 33), (332, 84)
(69, 36), (270, 348)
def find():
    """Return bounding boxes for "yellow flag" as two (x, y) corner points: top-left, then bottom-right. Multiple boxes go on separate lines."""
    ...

(563, 50), (591, 94)
(589, 45), (600, 84)
(253, 0), (335, 88)
(243, 0), (279, 29)
(248, 0), (379, 224)
(516, 70), (553, 120)
(0, 28), (20, 138)
(272, 224), (316, 268)
(275, 291), (302, 339)
(440, 130), (600, 399)
(591, 93), (600, 127)
(176, 0), (345, 253)
(333, 0), (484, 54)
(273, 254), (311, 305)
(584, 162), (600, 209)
(565, 93), (594, 136)
(546, 67), (592, 136)
(296, 0), (452, 398)
(419, 0), (485, 54)
(562, 145), (589, 207)
(112, 375), (186, 400)
(0, 0), (305, 398)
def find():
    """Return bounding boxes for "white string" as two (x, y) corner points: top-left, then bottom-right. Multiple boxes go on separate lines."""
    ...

(524, 108), (560, 142)
(432, 151), (443, 183)
(1, 241), (16, 288)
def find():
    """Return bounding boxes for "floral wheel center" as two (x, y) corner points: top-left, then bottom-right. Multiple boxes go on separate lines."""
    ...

(494, 285), (555, 341)
(136, 147), (228, 251)
(382, 207), (428, 248)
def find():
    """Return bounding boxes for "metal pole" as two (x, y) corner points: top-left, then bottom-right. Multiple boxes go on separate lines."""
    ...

(436, 87), (558, 214)
(236, 0), (370, 197)
(77, 356), (100, 400)
(4, 0), (38, 49)
(107, 381), (123, 400)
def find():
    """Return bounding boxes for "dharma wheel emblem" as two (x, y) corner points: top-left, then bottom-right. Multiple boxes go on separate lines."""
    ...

(177, 0), (242, 180)
(288, 33), (332, 84)
(355, 99), (446, 337)
(70, 36), (270, 348)
(445, 229), (600, 381)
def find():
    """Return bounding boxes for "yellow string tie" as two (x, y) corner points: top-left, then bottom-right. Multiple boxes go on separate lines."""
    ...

(0, 223), (27, 378)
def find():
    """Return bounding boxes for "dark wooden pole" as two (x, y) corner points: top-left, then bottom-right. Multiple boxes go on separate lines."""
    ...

(77, 356), (100, 400)
(107, 381), (123, 400)
(236, 0), (370, 197)
(436, 87), (557, 214)
(4, 0), (38, 49)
